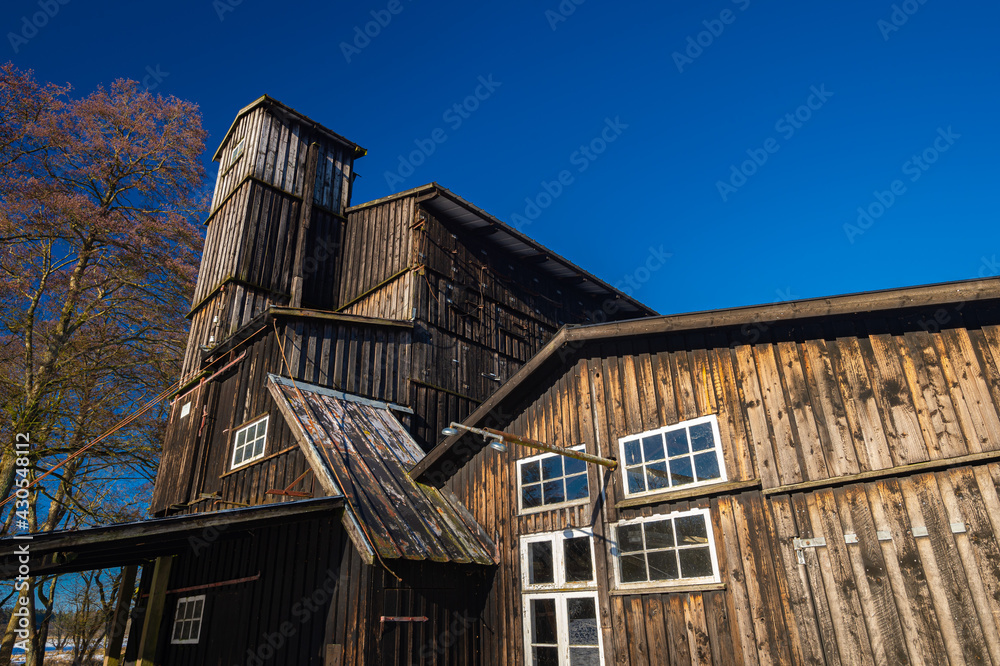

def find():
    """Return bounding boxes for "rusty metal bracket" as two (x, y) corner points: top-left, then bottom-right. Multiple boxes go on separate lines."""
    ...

(380, 616), (428, 633)
(792, 536), (827, 564)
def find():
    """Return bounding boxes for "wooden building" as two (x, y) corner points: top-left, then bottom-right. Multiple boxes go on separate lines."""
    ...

(415, 277), (1000, 665)
(4, 95), (1000, 666)
(0, 95), (652, 665)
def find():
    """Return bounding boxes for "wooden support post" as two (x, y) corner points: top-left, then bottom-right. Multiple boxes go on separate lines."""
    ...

(103, 564), (138, 666)
(290, 143), (320, 308)
(136, 556), (173, 666)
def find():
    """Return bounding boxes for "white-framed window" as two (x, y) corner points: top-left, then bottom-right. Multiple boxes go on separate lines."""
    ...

(231, 415), (268, 469)
(523, 591), (604, 666)
(170, 595), (205, 645)
(517, 446), (589, 514)
(618, 415), (726, 498)
(521, 528), (596, 591)
(612, 508), (720, 590)
(521, 530), (603, 664)
(229, 137), (245, 169)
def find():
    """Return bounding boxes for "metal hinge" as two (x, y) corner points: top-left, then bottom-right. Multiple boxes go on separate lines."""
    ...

(792, 536), (827, 564)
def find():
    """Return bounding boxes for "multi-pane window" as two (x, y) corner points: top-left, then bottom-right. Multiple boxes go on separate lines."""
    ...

(618, 415), (725, 497)
(229, 137), (245, 168)
(521, 529), (603, 665)
(518, 447), (589, 513)
(613, 509), (720, 589)
(521, 529), (596, 589)
(526, 593), (602, 666)
(170, 595), (205, 645)
(231, 415), (268, 469)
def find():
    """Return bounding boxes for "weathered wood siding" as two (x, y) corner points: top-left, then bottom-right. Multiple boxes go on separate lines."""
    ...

(444, 304), (1000, 664)
(152, 317), (412, 515)
(211, 103), (355, 216)
(406, 207), (621, 449)
(183, 101), (357, 381)
(339, 197), (416, 315)
(124, 514), (351, 666)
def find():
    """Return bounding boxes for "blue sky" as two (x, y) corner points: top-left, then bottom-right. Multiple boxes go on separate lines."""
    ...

(4, 0), (998, 315)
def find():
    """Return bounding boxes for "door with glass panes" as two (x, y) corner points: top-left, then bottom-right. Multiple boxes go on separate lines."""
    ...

(521, 528), (604, 665)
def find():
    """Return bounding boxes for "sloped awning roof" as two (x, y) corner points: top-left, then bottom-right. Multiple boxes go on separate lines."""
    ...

(266, 374), (498, 566)
(0, 497), (344, 579)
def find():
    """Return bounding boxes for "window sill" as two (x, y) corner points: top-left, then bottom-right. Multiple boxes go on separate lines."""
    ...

(518, 498), (590, 516)
(616, 479), (760, 509)
(610, 582), (725, 596)
(220, 445), (297, 478)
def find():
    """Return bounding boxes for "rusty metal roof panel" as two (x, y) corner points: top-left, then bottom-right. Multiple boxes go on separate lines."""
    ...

(266, 374), (498, 566)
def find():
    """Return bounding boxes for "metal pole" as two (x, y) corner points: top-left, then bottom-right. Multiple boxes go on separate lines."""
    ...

(449, 423), (618, 470)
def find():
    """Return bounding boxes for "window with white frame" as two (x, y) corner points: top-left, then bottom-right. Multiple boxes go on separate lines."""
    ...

(613, 508), (720, 589)
(521, 528), (596, 590)
(521, 529), (603, 665)
(229, 137), (245, 169)
(618, 415), (725, 497)
(525, 592), (603, 666)
(517, 447), (589, 513)
(170, 595), (205, 645)
(231, 415), (268, 469)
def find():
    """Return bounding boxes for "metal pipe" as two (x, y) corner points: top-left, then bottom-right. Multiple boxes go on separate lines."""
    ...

(446, 423), (619, 470)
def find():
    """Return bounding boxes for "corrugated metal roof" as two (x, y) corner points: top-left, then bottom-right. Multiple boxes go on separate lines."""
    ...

(266, 374), (498, 566)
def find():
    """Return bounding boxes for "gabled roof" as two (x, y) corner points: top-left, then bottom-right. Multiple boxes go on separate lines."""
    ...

(411, 276), (1000, 485)
(211, 95), (367, 162)
(267, 374), (498, 566)
(348, 183), (657, 318)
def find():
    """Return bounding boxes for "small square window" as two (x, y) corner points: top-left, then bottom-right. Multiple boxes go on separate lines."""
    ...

(231, 415), (268, 470)
(618, 416), (726, 498)
(517, 447), (589, 514)
(170, 595), (206, 645)
(612, 508), (720, 590)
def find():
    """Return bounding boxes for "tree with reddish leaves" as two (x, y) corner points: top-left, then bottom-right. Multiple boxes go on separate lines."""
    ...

(0, 63), (207, 662)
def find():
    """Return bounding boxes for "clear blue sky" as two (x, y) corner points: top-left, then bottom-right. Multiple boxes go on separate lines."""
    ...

(5, 0), (998, 315)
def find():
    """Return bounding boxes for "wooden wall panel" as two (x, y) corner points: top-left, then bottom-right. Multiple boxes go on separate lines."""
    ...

(158, 319), (413, 513)
(339, 198), (416, 309)
(134, 514), (348, 666)
(444, 307), (1000, 663)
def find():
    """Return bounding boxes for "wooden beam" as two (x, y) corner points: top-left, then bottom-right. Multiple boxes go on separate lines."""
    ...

(136, 556), (173, 666)
(103, 564), (138, 666)
(762, 448), (1000, 496)
(615, 479), (762, 509)
(290, 142), (320, 308)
